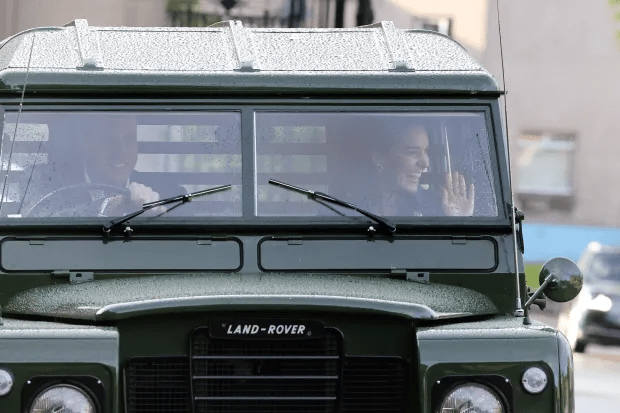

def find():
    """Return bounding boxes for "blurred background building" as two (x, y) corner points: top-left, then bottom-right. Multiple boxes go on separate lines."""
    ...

(2, 0), (620, 261)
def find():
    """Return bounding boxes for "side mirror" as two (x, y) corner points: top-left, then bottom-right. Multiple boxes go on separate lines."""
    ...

(525, 257), (583, 310)
(538, 257), (583, 302)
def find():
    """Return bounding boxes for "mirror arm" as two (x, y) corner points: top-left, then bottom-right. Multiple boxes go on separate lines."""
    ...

(524, 274), (557, 310)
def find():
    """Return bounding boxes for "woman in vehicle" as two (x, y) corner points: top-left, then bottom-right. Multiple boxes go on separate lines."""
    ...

(369, 121), (475, 217)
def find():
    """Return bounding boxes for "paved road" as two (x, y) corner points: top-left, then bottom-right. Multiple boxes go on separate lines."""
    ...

(530, 310), (620, 413)
(573, 345), (620, 413)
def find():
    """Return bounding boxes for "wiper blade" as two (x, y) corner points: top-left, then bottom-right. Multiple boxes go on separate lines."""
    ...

(103, 184), (232, 235)
(268, 179), (396, 234)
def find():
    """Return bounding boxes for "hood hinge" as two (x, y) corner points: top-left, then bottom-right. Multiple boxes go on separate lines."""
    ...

(52, 270), (94, 284)
(390, 268), (430, 284)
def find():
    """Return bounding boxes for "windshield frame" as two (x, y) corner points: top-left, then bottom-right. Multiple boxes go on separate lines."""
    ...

(0, 98), (510, 231)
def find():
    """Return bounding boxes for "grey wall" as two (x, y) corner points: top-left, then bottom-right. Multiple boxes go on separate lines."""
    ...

(0, 0), (167, 40)
(483, 0), (620, 226)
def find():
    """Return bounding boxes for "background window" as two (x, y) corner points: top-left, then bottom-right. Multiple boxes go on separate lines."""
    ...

(516, 131), (576, 210)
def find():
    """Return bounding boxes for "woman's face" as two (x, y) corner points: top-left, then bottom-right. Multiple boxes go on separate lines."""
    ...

(386, 126), (430, 194)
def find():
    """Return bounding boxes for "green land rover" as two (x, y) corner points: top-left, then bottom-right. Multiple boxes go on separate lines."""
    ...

(0, 19), (583, 413)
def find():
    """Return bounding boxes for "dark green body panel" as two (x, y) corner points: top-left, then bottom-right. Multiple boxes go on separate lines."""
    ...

(0, 313), (570, 413)
(0, 319), (119, 413)
(417, 317), (572, 413)
(0, 232), (520, 319)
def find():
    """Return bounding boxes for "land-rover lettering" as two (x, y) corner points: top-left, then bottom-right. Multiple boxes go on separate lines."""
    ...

(212, 321), (315, 338)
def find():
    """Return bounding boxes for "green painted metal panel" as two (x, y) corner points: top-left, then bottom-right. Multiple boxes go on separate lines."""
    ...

(1, 237), (242, 272)
(259, 237), (497, 271)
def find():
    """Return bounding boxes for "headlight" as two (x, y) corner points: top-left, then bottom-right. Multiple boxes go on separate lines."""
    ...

(439, 383), (504, 413)
(0, 368), (14, 396)
(29, 384), (96, 413)
(587, 294), (613, 312)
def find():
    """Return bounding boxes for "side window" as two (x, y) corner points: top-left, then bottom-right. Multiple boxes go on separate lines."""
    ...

(0, 115), (50, 217)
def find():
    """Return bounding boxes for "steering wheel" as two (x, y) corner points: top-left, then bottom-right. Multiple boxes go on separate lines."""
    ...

(28, 183), (132, 217)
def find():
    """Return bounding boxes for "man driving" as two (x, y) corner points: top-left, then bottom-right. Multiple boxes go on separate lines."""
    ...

(26, 113), (164, 217)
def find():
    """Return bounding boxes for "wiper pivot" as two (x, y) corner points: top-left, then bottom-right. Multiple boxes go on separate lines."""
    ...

(103, 184), (232, 235)
(268, 179), (396, 234)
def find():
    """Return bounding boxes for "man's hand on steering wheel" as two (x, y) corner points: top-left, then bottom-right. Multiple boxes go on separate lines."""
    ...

(28, 182), (164, 217)
(99, 182), (165, 216)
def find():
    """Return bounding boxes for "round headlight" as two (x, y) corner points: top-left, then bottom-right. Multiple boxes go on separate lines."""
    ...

(0, 369), (14, 396)
(29, 384), (95, 413)
(522, 367), (548, 394)
(439, 383), (504, 413)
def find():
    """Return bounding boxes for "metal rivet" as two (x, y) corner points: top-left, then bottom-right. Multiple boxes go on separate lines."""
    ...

(437, 380), (441, 384)
(26, 380), (31, 385)
(221, 323), (226, 328)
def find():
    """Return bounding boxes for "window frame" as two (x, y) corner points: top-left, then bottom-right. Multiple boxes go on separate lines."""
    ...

(0, 98), (510, 231)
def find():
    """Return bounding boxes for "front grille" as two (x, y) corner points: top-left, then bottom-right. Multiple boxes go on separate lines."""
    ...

(341, 357), (407, 413)
(124, 326), (409, 413)
(191, 327), (341, 413)
(125, 357), (191, 413)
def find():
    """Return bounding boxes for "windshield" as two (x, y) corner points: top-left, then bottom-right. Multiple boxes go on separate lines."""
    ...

(0, 109), (499, 220)
(0, 111), (242, 218)
(256, 111), (497, 217)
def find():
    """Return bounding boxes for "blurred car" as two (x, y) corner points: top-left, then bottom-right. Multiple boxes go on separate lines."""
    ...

(562, 242), (620, 352)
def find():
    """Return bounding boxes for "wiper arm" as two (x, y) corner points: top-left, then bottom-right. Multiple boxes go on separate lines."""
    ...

(268, 179), (396, 234)
(103, 184), (232, 235)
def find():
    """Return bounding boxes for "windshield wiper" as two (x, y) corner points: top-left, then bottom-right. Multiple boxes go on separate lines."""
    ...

(268, 179), (396, 234)
(103, 184), (232, 235)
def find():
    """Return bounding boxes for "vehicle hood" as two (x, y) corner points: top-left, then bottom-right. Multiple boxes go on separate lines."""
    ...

(4, 274), (498, 322)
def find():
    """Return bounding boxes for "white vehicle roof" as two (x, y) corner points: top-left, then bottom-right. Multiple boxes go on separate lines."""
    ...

(0, 20), (499, 95)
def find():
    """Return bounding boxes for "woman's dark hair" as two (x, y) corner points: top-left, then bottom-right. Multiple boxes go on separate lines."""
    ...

(356, 116), (436, 156)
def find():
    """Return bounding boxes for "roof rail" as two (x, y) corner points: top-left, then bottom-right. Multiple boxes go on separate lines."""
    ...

(64, 19), (104, 70)
(361, 21), (413, 72)
(209, 20), (259, 72)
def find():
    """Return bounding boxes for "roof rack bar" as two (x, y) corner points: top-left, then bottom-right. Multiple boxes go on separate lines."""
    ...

(67, 19), (104, 70)
(211, 20), (259, 72)
(364, 21), (413, 72)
